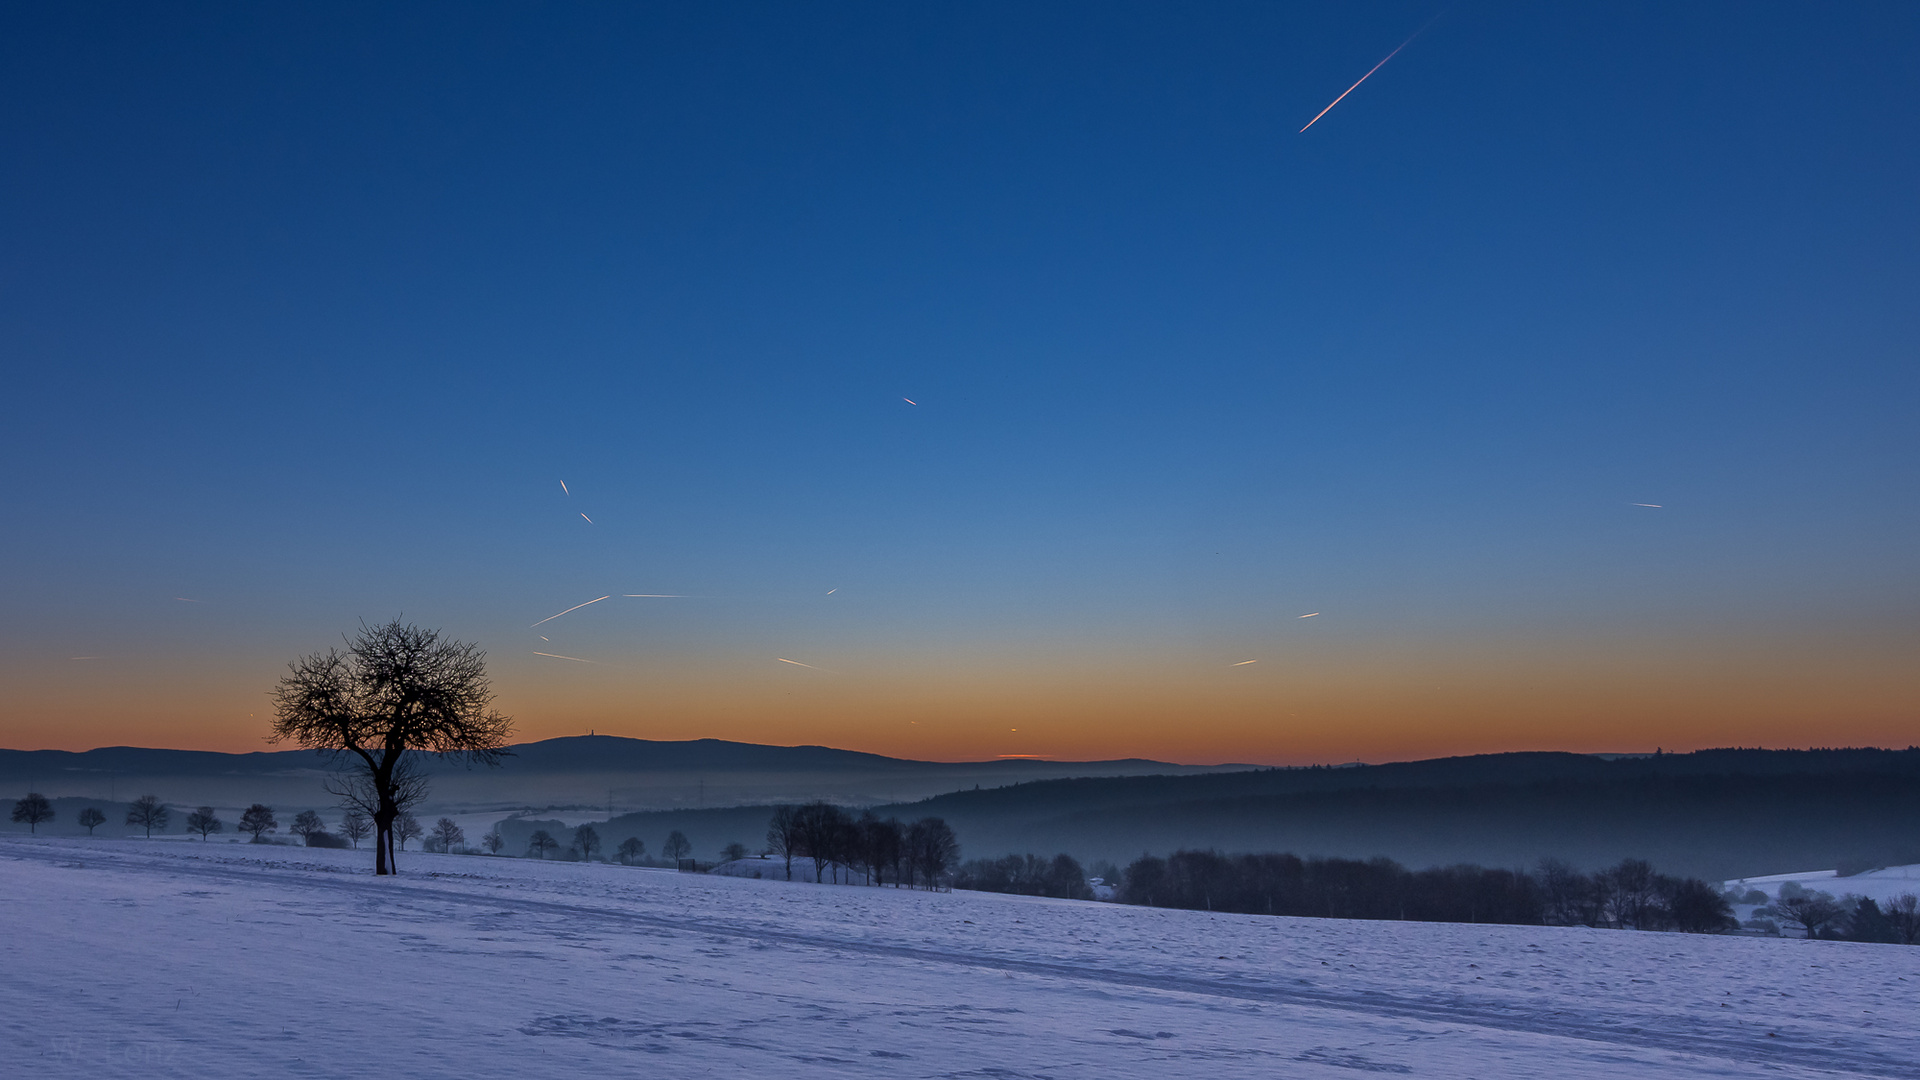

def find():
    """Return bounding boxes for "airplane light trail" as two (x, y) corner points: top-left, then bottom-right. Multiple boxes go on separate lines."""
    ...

(826, 588), (836, 595)
(775, 658), (819, 669)
(560, 479), (569, 496)
(530, 595), (610, 628)
(1231, 659), (1259, 666)
(1299, 17), (1439, 133)
(580, 513), (592, 524)
(1298, 612), (1321, 618)
(533, 651), (592, 663)
(903, 398), (917, 405)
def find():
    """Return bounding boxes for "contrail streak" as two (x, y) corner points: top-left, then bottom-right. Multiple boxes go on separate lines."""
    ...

(903, 398), (917, 405)
(560, 479), (569, 496)
(1231, 659), (1259, 666)
(1299, 16), (1440, 133)
(826, 589), (836, 595)
(533, 651), (592, 663)
(1631, 503), (1663, 508)
(775, 658), (819, 669)
(530, 595), (610, 628)
(580, 513), (593, 524)
(1298, 612), (1321, 618)
(623, 594), (685, 597)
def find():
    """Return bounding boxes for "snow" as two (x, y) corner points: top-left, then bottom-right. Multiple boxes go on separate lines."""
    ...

(1727, 864), (1920, 906)
(5, 836), (1917, 1079)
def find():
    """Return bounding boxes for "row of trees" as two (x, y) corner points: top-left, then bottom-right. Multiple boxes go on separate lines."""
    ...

(765, 803), (959, 888)
(1117, 851), (1741, 932)
(1753, 884), (1920, 943)
(11, 793), (246, 840)
(952, 853), (1095, 899)
(13, 791), (483, 856)
(520, 826), (782, 865)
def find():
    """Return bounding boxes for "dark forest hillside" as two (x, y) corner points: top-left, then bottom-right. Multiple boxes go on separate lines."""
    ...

(505, 749), (1920, 881)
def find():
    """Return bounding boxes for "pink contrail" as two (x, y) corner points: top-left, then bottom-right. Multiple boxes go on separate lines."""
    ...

(533, 651), (592, 663)
(531, 595), (610, 628)
(776, 657), (819, 669)
(1231, 659), (1259, 666)
(580, 513), (593, 524)
(1299, 16), (1440, 133)
(1298, 612), (1321, 618)
(903, 398), (917, 405)
(560, 479), (569, 496)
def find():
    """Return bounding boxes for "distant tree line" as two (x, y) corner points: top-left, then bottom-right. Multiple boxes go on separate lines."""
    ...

(1747, 882), (1920, 944)
(764, 802), (959, 888)
(952, 853), (1094, 900)
(1117, 850), (1740, 932)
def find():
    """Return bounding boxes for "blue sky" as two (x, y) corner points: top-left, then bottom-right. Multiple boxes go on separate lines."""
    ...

(2, 2), (1915, 759)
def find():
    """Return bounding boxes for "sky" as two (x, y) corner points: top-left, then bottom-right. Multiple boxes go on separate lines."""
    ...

(2, 2), (1915, 763)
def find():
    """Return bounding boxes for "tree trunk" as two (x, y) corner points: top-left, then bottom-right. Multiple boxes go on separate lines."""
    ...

(374, 807), (396, 875)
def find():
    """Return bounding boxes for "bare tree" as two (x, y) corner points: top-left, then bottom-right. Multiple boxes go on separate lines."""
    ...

(792, 802), (849, 883)
(1769, 886), (1846, 939)
(766, 805), (801, 881)
(339, 810), (371, 849)
(570, 823), (600, 861)
(187, 807), (223, 839)
(528, 829), (558, 859)
(291, 810), (325, 845)
(481, 828), (504, 855)
(855, 813), (905, 887)
(1604, 858), (1661, 929)
(396, 812), (422, 851)
(432, 817), (465, 853)
(616, 836), (645, 865)
(11, 793), (53, 833)
(126, 795), (169, 838)
(1660, 876), (1736, 933)
(663, 829), (692, 863)
(1537, 858), (1595, 926)
(721, 841), (749, 863)
(270, 619), (514, 875)
(1883, 893), (1920, 946)
(906, 817), (959, 890)
(77, 807), (107, 836)
(239, 804), (278, 841)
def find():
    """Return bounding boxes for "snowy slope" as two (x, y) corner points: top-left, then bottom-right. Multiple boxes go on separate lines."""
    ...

(1727, 865), (1920, 906)
(4, 836), (1916, 1079)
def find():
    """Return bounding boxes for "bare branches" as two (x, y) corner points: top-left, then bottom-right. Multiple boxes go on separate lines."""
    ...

(270, 619), (513, 874)
(270, 621), (513, 765)
(326, 755), (429, 817)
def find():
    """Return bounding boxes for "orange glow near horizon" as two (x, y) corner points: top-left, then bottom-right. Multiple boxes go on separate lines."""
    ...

(3, 627), (1914, 763)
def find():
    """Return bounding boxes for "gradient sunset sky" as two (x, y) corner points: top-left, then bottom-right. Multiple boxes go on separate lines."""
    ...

(2, 3), (1915, 762)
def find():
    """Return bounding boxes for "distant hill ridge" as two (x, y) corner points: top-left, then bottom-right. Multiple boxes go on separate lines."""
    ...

(0, 734), (1252, 780)
(4, 738), (1915, 788)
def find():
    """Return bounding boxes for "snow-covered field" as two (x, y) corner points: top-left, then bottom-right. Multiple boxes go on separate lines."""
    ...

(4, 837), (1916, 1079)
